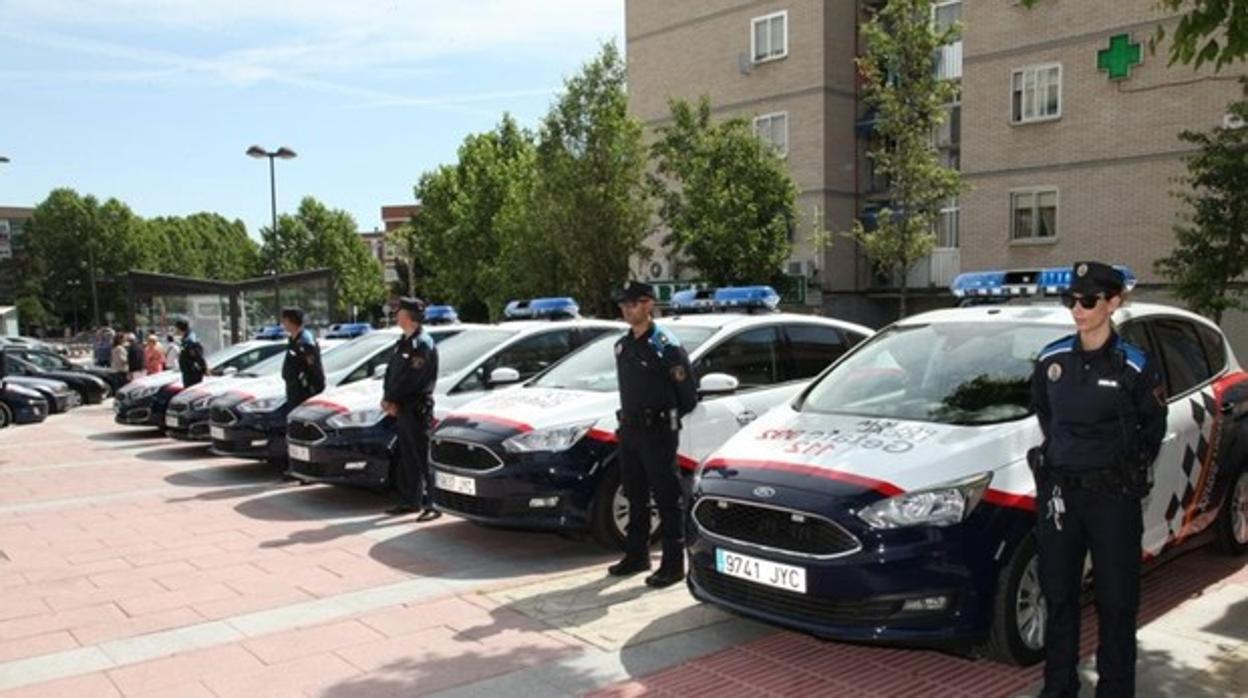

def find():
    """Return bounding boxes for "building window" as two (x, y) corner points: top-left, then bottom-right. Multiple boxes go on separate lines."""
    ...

(932, 1), (962, 79)
(754, 112), (789, 157)
(936, 198), (960, 248)
(1010, 189), (1058, 241)
(1012, 64), (1061, 123)
(751, 11), (788, 63)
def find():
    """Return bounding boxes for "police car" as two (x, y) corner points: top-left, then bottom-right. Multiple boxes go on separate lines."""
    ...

(113, 340), (286, 428)
(205, 325), (471, 460)
(685, 268), (1248, 665)
(429, 287), (873, 549)
(284, 299), (623, 490)
(1, 382), (49, 427)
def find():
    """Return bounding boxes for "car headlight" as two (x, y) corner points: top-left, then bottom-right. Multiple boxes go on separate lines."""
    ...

(501, 421), (594, 453)
(239, 396), (287, 413)
(327, 408), (385, 429)
(126, 385), (160, 400)
(856, 472), (993, 529)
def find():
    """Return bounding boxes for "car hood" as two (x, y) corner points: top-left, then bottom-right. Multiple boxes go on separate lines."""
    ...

(5, 376), (71, 393)
(33, 369), (104, 388)
(700, 405), (1041, 500)
(290, 378), (382, 418)
(3, 382), (45, 399)
(439, 386), (620, 436)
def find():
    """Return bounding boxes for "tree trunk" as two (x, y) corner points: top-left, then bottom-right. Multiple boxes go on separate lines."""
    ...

(897, 263), (909, 319)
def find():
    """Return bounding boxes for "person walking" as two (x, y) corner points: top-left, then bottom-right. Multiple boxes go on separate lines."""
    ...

(143, 334), (164, 375)
(380, 297), (440, 521)
(1030, 261), (1169, 698)
(608, 281), (699, 588)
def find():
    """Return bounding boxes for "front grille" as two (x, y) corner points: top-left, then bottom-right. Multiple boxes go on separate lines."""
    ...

(693, 498), (860, 558)
(430, 439), (503, 472)
(210, 406), (237, 426)
(433, 489), (505, 517)
(167, 401), (188, 415)
(693, 567), (900, 626)
(288, 420), (327, 444)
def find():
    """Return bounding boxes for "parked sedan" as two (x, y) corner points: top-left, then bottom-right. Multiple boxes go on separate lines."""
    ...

(0, 382), (49, 427)
(3, 353), (113, 403)
(1, 373), (78, 413)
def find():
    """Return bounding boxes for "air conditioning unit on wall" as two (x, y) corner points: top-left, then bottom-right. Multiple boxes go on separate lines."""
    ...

(1223, 113), (1245, 130)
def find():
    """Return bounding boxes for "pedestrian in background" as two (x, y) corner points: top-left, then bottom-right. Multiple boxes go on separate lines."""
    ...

(143, 335), (164, 375)
(125, 333), (144, 382)
(163, 334), (180, 371)
(109, 333), (128, 374)
(174, 319), (207, 388)
(95, 328), (115, 368)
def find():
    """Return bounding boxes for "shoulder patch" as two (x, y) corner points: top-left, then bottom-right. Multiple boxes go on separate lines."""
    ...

(1037, 335), (1075, 363)
(1115, 337), (1147, 373)
(416, 331), (436, 350)
(649, 325), (680, 356)
(299, 329), (315, 345)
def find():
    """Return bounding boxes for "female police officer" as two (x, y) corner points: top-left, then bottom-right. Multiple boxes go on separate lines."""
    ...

(1030, 261), (1168, 698)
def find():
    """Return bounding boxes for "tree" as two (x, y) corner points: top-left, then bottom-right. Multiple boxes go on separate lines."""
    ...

(649, 97), (795, 286)
(1155, 82), (1248, 323)
(849, 0), (963, 318)
(1022, 0), (1248, 71)
(145, 213), (260, 280)
(261, 197), (386, 319)
(529, 42), (652, 317)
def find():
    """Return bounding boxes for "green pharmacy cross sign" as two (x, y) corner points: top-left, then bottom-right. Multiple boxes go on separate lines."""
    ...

(1098, 33), (1142, 81)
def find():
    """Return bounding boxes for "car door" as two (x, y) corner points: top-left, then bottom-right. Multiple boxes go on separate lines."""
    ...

(454, 328), (576, 394)
(683, 325), (791, 461)
(1126, 318), (1216, 555)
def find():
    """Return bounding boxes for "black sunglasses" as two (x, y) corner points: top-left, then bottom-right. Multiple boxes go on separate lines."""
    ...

(1060, 292), (1113, 310)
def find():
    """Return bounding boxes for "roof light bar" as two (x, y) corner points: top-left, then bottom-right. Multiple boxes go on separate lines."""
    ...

(950, 266), (1136, 299)
(503, 297), (579, 320)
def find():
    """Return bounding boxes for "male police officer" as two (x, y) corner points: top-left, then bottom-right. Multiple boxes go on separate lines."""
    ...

(609, 281), (699, 588)
(174, 319), (207, 388)
(279, 308), (325, 409)
(1030, 261), (1168, 698)
(380, 297), (441, 521)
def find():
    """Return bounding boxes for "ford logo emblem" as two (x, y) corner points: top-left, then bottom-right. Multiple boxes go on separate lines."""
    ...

(752, 486), (776, 498)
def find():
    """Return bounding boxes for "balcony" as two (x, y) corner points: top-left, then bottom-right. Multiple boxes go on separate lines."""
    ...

(936, 40), (963, 81)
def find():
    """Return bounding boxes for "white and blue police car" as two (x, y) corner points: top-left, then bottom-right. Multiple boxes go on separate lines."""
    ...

(429, 287), (874, 549)
(283, 299), (623, 490)
(686, 268), (1248, 665)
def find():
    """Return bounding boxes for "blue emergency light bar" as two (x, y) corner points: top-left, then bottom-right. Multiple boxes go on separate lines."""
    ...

(504, 297), (580, 320)
(950, 266), (1137, 298)
(254, 325), (286, 340)
(669, 285), (781, 314)
(324, 323), (373, 339)
(423, 305), (459, 325)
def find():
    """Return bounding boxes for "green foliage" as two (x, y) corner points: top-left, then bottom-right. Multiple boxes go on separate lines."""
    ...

(649, 97), (795, 286)
(851, 0), (963, 317)
(1155, 82), (1248, 323)
(1022, 0), (1248, 71)
(260, 197), (386, 319)
(145, 213), (261, 281)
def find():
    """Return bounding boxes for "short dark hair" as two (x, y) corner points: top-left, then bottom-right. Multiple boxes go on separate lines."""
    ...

(174, 319), (190, 332)
(280, 307), (305, 325)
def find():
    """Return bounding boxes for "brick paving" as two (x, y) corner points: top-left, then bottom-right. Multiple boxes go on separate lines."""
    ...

(0, 404), (1243, 697)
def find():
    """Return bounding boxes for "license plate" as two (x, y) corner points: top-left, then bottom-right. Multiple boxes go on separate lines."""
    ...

(288, 444), (310, 462)
(435, 471), (476, 496)
(210, 426), (226, 441)
(715, 549), (806, 594)
(165, 414), (179, 428)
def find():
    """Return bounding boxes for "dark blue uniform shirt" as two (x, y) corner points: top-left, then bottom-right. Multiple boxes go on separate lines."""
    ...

(615, 324), (698, 420)
(383, 329), (438, 409)
(1031, 332), (1168, 472)
(282, 328), (325, 404)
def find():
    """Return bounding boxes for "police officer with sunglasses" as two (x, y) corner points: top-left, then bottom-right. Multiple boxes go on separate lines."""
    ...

(1029, 261), (1168, 698)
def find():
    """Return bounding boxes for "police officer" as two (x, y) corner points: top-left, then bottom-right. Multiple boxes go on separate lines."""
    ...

(174, 319), (207, 388)
(1030, 261), (1168, 698)
(279, 308), (325, 409)
(609, 281), (699, 588)
(380, 297), (441, 521)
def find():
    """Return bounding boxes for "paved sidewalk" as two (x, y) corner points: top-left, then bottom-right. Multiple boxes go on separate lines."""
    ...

(0, 404), (1243, 697)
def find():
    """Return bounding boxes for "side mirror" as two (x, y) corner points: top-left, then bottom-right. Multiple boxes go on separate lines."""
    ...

(373, 364), (388, 377)
(222, 367), (238, 377)
(489, 367), (522, 386)
(698, 372), (739, 395)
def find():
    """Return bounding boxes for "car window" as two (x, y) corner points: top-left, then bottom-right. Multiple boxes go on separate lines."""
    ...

(1153, 319), (1214, 396)
(1196, 323), (1228, 375)
(1119, 321), (1163, 385)
(695, 326), (781, 389)
(344, 349), (391, 385)
(782, 324), (849, 382)
(456, 329), (575, 392)
(574, 326), (615, 349)
(21, 352), (64, 370)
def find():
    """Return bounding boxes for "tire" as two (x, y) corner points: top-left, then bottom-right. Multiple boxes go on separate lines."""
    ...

(1215, 465), (1248, 556)
(979, 536), (1046, 666)
(589, 464), (659, 551)
(0, 404), (12, 429)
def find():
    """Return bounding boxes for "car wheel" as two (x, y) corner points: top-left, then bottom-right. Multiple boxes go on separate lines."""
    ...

(589, 464), (659, 550)
(0, 403), (12, 429)
(1215, 465), (1248, 556)
(979, 536), (1046, 666)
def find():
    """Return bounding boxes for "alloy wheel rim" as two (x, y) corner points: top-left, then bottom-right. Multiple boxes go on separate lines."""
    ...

(612, 484), (660, 541)
(1016, 555), (1046, 651)
(1233, 471), (1248, 545)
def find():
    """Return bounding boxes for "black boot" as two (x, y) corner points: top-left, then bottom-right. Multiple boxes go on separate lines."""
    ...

(607, 556), (651, 577)
(646, 541), (686, 588)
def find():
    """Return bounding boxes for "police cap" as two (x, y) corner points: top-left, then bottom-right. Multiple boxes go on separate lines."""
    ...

(397, 296), (426, 321)
(614, 280), (656, 303)
(1070, 261), (1125, 296)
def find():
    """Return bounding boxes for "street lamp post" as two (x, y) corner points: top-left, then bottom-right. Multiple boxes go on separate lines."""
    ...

(246, 145), (297, 323)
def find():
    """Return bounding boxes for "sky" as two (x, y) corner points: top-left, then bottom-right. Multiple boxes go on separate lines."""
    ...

(0, 0), (624, 235)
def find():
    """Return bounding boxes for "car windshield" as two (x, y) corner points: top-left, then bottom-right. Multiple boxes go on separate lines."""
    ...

(800, 322), (1067, 426)
(530, 324), (716, 393)
(435, 328), (519, 379)
(234, 340), (344, 377)
(23, 352), (71, 370)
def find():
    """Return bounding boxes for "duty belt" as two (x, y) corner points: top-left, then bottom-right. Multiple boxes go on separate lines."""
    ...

(1046, 467), (1124, 493)
(616, 408), (677, 429)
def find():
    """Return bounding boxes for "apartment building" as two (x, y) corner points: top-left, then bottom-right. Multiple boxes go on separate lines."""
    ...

(626, 0), (1247, 326)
